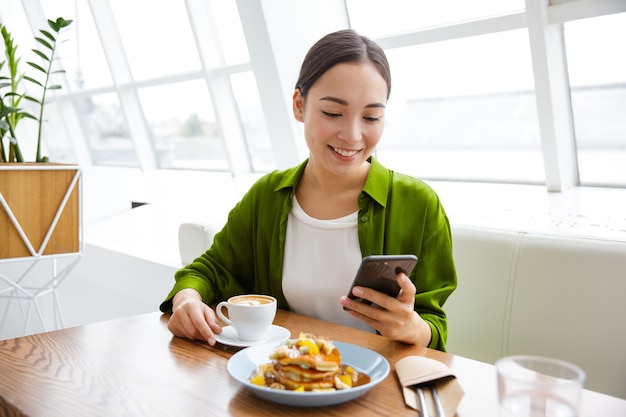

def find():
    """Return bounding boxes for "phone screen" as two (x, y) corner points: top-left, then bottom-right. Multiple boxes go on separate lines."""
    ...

(346, 254), (418, 305)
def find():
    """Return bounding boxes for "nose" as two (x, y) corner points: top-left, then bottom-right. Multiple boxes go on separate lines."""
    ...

(337, 117), (363, 144)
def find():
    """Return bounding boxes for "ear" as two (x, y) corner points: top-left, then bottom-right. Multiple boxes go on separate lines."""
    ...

(292, 89), (305, 122)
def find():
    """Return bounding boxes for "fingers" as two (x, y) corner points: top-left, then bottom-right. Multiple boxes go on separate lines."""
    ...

(340, 272), (418, 340)
(168, 300), (220, 345)
(395, 272), (417, 301)
(341, 272), (415, 311)
(191, 306), (219, 345)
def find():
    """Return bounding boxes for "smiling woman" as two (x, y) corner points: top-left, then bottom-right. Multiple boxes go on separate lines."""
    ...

(2, 0), (626, 358)
(161, 29), (458, 352)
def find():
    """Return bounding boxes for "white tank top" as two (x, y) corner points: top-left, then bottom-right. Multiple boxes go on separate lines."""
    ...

(282, 196), (375, 333)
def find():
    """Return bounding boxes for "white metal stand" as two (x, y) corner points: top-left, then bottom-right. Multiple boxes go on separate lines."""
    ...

(0, 253), (82, 335)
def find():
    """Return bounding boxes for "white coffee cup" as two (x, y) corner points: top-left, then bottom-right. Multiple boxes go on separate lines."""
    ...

(216, 294), (277, 342)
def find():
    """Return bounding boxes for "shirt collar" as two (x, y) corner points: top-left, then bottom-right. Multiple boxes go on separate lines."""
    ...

(274, 159), (307, 193)
(362, 156), (390, 208)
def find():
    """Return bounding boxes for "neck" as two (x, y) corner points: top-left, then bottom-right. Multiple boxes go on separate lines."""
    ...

(302, 160), (370, 194)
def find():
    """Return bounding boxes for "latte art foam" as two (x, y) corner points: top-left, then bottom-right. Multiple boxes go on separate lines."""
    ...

(230, 295), (274, 306)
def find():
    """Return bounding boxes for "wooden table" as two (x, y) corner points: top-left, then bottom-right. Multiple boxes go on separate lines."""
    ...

(0, 310), (624, 416)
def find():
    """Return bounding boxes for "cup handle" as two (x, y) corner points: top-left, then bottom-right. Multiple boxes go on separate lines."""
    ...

(216, 301), (234, 327)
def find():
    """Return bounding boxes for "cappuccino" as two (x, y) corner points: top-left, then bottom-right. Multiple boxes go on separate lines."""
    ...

(216, 294), (277, 342)
(230, 295), (274, 306)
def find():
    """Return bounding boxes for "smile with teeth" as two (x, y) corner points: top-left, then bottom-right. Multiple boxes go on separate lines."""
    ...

(331, 146), (360, 157)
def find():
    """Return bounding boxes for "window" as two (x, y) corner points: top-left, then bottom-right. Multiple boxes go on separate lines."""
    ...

(378, 29), (543, 183)
(79, 93), (137, 166)
(3, 0), (625, 188)
(230, 72), (275, 172)
(565, 12), (626, 187)
(41, 0), (112, 90)
(24, 0), (264, 172)
(209, 0), (249, 65)
(137, 80), (227, 170)
(109, 0), (201, 81)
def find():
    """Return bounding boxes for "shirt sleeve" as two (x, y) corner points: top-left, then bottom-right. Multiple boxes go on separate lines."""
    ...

(358, 162), (457, 351)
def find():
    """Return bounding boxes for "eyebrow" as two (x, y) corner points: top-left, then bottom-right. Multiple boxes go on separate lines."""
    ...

(319, 96), (386, 109)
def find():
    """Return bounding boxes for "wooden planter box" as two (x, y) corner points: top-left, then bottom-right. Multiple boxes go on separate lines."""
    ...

(0, 164), (81, 259)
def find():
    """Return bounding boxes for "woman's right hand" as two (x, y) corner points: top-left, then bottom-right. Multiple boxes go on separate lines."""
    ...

(167, 288), (223, 345)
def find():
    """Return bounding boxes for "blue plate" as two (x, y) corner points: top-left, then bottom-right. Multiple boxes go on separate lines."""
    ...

(227, 341), (390, 407)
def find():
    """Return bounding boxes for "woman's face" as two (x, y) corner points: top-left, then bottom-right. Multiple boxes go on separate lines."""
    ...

(293, 62), (388, 178)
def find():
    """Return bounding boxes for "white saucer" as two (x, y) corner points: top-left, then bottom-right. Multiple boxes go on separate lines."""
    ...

(215, 325), (291, 347)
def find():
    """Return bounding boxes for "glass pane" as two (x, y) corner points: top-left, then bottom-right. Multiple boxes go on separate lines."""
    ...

(565, 12), (626, 187)
(346, 0), (525, 37)
(209, 0), (249, 65)
(377, 29), (544, 183)
(0, 1), (37, 59)
(137, 80), (228, 170)
(41, 0), (113, 90)
(109, 0), (201, 80)
(230, 72), (275, 172)
(39, 102), (76, 163)
(80, 93), (138, 166)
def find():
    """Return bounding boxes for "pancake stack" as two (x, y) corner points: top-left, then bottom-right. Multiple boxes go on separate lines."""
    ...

(251, 333), (357, 391)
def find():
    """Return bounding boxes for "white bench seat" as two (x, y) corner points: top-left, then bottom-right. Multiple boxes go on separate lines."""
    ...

(446, 225), (626, 399)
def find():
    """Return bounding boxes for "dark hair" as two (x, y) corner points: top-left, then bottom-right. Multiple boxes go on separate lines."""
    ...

(295, 29), (391, 99)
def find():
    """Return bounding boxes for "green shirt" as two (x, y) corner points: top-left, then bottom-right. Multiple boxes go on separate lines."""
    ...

(160, 157), (457, 351)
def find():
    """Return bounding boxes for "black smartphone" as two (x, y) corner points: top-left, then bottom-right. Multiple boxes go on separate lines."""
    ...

(346, 254), (418, 306)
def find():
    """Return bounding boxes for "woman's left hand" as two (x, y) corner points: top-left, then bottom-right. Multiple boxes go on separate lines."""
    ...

(339, 272), (432, 345)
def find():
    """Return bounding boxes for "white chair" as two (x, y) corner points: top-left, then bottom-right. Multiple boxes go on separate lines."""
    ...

(178, 222), (216, 265)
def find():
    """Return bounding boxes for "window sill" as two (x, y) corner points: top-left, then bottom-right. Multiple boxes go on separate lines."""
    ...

(429, 180), (626, 242)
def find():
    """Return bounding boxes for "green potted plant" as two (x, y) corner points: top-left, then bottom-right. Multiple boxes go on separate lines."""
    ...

(1, 17), (73, 162)
(0, 17), (80, 259)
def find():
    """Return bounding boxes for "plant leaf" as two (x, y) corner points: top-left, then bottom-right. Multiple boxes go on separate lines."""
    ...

(23, 95), (41, 104)
(23, 75), (44, 87)
(32, 50), (50, 62)
(20, 112), (37, 121)
(48, 19), (60, 32)
(26, 62), (46, 73)
(48, 85), (62, 90)
(34, 37), (52, 50)
(0, 106), (19, 118)
(40, 30), (55, 42)
(55, 18), (73, 29)
(4, 92), (24, 100)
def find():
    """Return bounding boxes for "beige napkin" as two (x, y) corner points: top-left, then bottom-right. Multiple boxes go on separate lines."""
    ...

(396, 356), (464, 417)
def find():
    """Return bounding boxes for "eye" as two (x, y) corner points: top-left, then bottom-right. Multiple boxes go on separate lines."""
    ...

(322, 110), (341, 118)
(364, 115), (382, 123)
